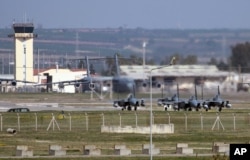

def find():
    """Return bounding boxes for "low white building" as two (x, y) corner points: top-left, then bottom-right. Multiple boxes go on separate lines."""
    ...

(34, 67), (87, 93)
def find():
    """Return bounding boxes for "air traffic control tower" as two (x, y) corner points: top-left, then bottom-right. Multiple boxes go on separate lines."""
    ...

(9, 23), (37, 84)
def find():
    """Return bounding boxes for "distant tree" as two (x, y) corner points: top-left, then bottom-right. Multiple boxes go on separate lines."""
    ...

(146, 58), (155, 65)
(208, 57), (218, 65)
(207, 57), (229, 71)
(128, 54), (142, 65)
(67, 63), (72, 69)
(231, 42), (250, 73)
(181, 55), (197, 65)
(77, 60), (85, 69)
(104, 53), (144, 76)
(160, 53), (180, 65)
(161, 54), (198, 65)
(217, 59), (228, 71)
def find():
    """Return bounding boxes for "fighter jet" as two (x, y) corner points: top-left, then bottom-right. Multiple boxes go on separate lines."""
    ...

(157, 93), (179, 111)
(157, 84), (206, 111)
(113, 93), (145, 111)
(182, 85), (205, 111)
(113, 81), (145, 111)
(202, 86), (232, 112)
(157, 84), (181, 111)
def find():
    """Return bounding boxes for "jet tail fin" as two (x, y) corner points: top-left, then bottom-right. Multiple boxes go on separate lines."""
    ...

(133, 83), (136, 97)
(218, 85), (220, 96)
(201, 84), (204, 100)
(195, 84), (197, 100)
(85, 56), (90, 77)
(177, 83), (179, 102)
(114, 53), (120, 77)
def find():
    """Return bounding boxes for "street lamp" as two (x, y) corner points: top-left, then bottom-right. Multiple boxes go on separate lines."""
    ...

(142, 41), (147, 69)
(149, 57), (175, 160)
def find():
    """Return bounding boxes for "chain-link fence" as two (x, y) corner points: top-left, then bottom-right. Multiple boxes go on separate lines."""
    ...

(0, 111), (250, 157)
(1, 111), (250, 133)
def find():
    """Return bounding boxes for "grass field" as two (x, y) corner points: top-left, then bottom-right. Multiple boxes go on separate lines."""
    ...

(0, 92), (249, 160)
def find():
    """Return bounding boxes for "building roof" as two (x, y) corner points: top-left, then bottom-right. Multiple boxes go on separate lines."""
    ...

(120, 65), (230, 79)
(33, 65), (86, 75)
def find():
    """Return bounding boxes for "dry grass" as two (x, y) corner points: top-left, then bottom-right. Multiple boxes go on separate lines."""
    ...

(0, 91), (249, 159)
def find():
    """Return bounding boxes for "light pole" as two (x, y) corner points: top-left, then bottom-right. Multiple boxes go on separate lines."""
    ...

(149, 57), (175, 160)
(142, 41), (147, 69)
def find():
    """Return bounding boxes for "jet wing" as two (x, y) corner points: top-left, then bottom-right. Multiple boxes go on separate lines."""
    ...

(90, 76), (113, 82)
(0, 78), (37, 86)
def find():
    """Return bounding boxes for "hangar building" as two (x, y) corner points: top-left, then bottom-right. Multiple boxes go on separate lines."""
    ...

(120, 65), (238, 92)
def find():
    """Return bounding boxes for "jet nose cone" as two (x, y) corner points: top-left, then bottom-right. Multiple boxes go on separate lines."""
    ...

(226, 104), (232, 108)
(157, 100), (163, 106)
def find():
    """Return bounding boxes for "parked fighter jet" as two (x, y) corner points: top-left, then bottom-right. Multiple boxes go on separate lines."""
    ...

(157, 84), (206, 111)
(202, 86), (232, 112)
(157, 93), (179, 111)
(113, 93), (145, 111)
(183, 85), (206, 111)
(157, 84), (181, 111)
(113, 83), (145, 111)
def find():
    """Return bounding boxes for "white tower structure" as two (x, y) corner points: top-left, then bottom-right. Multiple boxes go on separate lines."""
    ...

(11, 23), (37, 84)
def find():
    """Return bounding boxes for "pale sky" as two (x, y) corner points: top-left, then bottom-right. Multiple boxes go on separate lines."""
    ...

(1, 0), (250, 29)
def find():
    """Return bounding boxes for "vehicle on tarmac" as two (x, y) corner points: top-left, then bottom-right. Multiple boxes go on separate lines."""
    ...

(7, 108), (30, 112)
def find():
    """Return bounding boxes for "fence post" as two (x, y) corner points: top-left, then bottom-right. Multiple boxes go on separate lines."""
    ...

(119, 113), (121, 127)
(233, 113), (236, 131)
(167, 113), (171, 124)
(152, 112), (154, 125)
(248, 113), (250, 125)
(69, 113), (71, 131)
(200, 113), (203, 131)
(135, 112), (138, 127)
(101, 113), (105, 126)
(184, 113), (187, 131)
(85, 113), (88, 131)
(17, 113), (20, 132)
(0, 114), (2, 132)
(34, 113), (37, 131)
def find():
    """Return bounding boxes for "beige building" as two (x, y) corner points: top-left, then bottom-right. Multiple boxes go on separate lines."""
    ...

(11, 23), (37, 84)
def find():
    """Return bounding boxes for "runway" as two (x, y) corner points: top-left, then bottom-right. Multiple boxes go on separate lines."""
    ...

(0, 101), (148, 112)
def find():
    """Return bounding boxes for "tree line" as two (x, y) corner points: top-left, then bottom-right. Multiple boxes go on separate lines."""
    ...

(74, 41), (250, 76)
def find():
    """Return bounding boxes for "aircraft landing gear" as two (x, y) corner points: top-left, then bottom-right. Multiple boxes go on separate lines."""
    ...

(127, 106), (132, 111)
(218, 107), (222, 112)
(134, 106), (137, 111)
